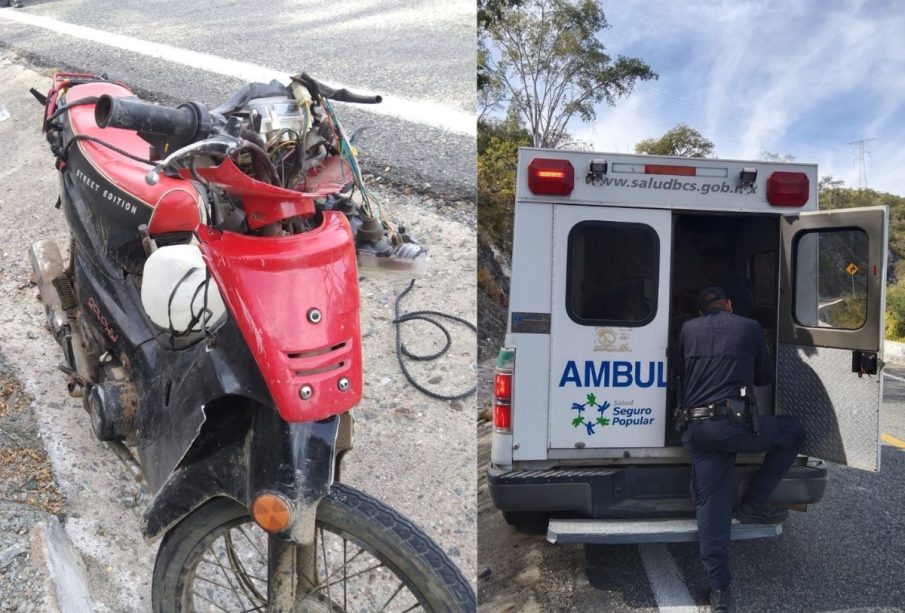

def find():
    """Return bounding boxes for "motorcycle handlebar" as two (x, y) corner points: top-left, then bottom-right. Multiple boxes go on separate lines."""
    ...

(322, 86), (382, 105)
(95, 95), (210, 142)
(298, 73), (382, 105)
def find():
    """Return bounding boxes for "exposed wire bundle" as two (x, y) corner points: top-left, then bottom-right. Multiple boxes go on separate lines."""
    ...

(394, 280), (476, 401)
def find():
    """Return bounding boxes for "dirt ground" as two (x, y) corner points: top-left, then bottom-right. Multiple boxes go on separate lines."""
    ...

(0, 362), (63, 612)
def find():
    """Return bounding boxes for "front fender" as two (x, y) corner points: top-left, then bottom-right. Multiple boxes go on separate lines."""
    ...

(197, 215), (362, 424)
(142, 407), (347, 543)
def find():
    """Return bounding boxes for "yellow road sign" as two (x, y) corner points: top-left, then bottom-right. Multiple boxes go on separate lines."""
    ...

(846, 263), (858, 276)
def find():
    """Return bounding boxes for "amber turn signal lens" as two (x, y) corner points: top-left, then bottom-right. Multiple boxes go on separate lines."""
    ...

(252, 493), (292, 533)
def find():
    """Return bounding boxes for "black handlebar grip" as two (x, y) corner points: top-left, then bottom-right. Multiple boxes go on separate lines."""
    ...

(325, 88), (382, 105)
(95, 95), (206, 139)
(297, 73), (382, 105)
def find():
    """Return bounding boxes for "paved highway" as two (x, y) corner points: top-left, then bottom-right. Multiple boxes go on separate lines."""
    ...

(0, 0), (475, 199)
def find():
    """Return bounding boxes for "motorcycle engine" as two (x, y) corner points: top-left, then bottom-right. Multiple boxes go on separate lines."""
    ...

(246, 96), (307, 142)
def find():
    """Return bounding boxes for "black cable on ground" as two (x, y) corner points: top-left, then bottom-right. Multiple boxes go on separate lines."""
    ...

(393, 279), (476, 401)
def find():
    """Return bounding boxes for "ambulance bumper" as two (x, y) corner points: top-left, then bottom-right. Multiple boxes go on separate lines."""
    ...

(487, 460), (827, 518)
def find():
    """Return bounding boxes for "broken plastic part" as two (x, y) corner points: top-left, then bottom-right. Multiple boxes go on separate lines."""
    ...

(357, 241), (429, 278)
(357, 215), (385, 243)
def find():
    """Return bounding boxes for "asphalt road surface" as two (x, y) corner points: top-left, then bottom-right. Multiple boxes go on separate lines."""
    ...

(479, 366), (905, 612)
(0, 0), (475, 199)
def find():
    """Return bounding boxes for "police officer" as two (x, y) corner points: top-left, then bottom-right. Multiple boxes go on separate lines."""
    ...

(677, 286), (806, 613)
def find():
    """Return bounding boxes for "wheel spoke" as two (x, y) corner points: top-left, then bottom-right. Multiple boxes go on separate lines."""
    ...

(200, 531), (417, 611)
(305, 547), (368, 590)
(225, 531), (267, 602)
(203, 545), (247, 601)
(170, 492), (458, 612)
(343, 538), (348, 611)
(238, 525), (266, 559)
(319, 527), (334, 608)
(199, 556), (267, 584)
(195, 537), (261, 609)
(192, 589), (235, 612)
(378, 581), (406, 612)
(194, 573), (245, 592)
(307, 561), (386, 593)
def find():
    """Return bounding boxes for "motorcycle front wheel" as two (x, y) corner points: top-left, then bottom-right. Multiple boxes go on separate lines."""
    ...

(152, 483), (475, 612)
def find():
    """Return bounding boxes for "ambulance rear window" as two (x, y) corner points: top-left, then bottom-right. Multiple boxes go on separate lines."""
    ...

(566, 221), (659, 326)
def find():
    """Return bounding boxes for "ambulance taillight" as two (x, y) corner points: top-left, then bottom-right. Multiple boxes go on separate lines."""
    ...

(767, 171), (809, 207)
(527, 158), (574, 196)
(494, 362), (513, 433)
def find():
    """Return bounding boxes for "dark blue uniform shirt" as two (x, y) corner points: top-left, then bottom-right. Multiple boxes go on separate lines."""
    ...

(677, 309), (774, 408)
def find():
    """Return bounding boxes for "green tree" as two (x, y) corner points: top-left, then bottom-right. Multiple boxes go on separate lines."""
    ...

(483, 0), (656, 149)
(818, 175), (846, 209)
(634, 123), (714, 157)
(478, 114), (532, 248)
(478, 0), (523, 95)
(478, 0), (524, 30)
(887, 285), (905, 340)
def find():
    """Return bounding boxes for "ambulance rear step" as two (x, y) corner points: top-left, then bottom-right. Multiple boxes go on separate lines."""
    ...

(547, 518), (781, 545)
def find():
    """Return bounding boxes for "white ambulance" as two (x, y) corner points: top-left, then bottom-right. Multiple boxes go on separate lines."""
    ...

(488, 148), (887, 543)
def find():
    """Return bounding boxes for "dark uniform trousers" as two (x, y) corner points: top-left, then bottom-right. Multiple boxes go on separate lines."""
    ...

(682, 413), (806, 590)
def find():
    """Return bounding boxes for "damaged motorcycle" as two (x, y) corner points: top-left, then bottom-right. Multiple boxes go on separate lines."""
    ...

(30, 71), (471, 611)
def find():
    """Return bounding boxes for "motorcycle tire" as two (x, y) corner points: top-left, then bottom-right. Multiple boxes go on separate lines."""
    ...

(152, 483), (475, 612)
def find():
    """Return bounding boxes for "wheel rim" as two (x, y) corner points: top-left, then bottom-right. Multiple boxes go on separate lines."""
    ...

(183, 517), (428, 612)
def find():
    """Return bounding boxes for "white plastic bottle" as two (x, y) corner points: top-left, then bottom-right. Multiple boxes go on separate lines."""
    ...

(141, 244), (226, 333)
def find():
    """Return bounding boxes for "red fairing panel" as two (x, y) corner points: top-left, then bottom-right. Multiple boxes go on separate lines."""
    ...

(148, 188), (202, 234)
(197, 213), (362, 422)
(64, 82), (201, 216)
(193, 158), (348, 230)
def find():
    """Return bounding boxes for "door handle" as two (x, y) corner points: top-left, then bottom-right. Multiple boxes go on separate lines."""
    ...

(852, 351), (878, 377)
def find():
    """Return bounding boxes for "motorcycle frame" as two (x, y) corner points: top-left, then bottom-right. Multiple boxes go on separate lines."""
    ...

(50, 83), (360, 545)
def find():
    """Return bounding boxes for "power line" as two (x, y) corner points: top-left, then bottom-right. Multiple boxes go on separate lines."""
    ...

(848, 137), (875, 190)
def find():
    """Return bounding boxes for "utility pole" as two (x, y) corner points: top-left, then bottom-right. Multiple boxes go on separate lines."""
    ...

(849, 137), (875, 190)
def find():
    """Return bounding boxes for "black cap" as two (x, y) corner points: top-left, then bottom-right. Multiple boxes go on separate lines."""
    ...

(697, 286), (728, 311)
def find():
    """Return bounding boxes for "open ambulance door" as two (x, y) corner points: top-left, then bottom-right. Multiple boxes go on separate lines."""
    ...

(777, 206), (887, 471)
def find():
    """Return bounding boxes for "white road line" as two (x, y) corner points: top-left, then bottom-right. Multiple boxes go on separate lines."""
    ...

(638, 543), (700, 613)
(0, 10), (475, 136)
(883, 372), (905, 383)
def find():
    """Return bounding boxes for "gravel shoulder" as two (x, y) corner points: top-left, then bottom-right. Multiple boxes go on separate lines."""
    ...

(0, 362), (64, 613)
(0, 52), (476, 609)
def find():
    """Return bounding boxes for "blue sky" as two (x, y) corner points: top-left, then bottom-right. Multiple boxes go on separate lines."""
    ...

(570, 0), (905, 196)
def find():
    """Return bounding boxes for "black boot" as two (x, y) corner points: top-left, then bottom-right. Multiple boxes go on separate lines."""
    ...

(735, 500), (788, 524)
(710, 587), (735, 612)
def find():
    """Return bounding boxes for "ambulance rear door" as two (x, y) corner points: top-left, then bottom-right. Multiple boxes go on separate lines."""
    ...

(777, 206), (887, 471)
(548, 205), (671, 450)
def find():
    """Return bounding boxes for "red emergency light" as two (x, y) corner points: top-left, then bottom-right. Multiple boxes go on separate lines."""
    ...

(527, 158), (574, 196)
(493, 403), (512, 432)
(493, 371), (513, 433)
(767, 172), (809, 207)
(494, 371), (512, 399)
(644, 164), (696, 176)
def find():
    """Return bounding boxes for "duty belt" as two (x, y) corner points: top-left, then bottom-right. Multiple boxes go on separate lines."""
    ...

(688, 403), (732, 420)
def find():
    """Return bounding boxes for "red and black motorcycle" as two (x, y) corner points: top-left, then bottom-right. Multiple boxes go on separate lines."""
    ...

(31, 72), (470, 611)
